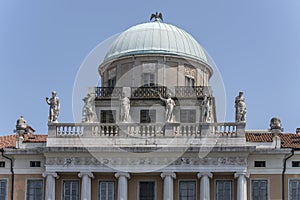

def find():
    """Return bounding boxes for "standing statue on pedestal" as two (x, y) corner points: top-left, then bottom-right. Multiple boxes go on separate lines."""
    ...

(159, 93), (176, 122)
(235, 91), (246, 122)
(201, 95), (211, 122)
(120, 92), (130, 122)
(46, 91), (60, 123)
(82, 93), (98, 123)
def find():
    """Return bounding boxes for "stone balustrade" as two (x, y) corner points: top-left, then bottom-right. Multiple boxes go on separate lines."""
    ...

(94, 86), (211, 99)
(48, 122), (244, 138)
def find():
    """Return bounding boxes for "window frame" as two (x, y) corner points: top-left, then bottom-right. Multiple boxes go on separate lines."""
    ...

(25, 178), (44, 200)
(214, 179), (234, 200)
(185, 76), (195, 88)
(178, 179), (197, 200)
(100, 110), (116, 123)
(140, 110), (156, 124)
(288, 178), (300, 200)
(292, 161), (300, 167)
(137, 180), (156, 200)
(98, 180), (116, 200)
(254, 161), (266, 168)
(0, 162), (5, 168)
(142, 72), (155, 87)
(180, 109), (196, 123)
(0, 178), (8, 200)
(250, 178), (269, 200)
(61, 179), (80, 200)
(29, 161), (41, 168)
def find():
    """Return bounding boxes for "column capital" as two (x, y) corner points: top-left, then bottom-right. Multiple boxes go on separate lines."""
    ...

(197, 172), (213, 179)
(234, 172), (249, 179)
(42, 172), (59, 179)
(115, 172), (130, 179)
(160, 172), (176, 179)
(78, 172), (94, 179)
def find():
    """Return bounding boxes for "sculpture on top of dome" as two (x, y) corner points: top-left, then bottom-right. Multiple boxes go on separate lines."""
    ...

(150, 12), (163, 22)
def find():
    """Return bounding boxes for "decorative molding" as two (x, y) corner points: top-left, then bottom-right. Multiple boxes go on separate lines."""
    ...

(160, 172), (176, 179)
(78, 172), (94, 179)
(197, 172), (213, 179)
(184, 65), (196, 78)
(42, 172), (59, 179)
(174, 156), (247, 166)
(234, 172), (250, 179)
(115, 172), (130, 179)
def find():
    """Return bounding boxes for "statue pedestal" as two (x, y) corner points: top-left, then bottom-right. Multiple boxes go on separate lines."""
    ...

(164, 122), (179, 137)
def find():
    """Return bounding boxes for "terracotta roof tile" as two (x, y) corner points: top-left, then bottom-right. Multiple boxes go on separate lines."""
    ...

(0, 134), (47, 148)
(0, 135), (16, 148)
(246, 132), (300, 148)
(246, 133), (274, 142)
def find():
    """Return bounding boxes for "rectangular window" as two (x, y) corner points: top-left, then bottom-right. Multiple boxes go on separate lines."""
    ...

(0, 162), (5, 168)
(179, 181), (196, 200)
(292, 161), (300, 167)
(30, 161), (41, 167)
(140, 110), (156, 123)
(289, 179), (300, 200)
(216, 180), (233, 200)
(101, 110), (116, 123)
(108, 77), (116, 88)
(143, 73), (155, 87)
(99, 181), (115, 200)
(0, 179), (7, 200)
(180, 110), (196, 123)
(63, 180), (79, 200)
(139, 181), (155, 200)
(251, 179), (268, 200)
(185, 77), (195, 87)
(26, 179), (43, 200)
(254, 161), (266, 167)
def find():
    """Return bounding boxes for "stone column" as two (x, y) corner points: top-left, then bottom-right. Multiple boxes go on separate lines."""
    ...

(160, 172), (176, 200)
(42, 172), (59, 200)
(234, 172), (249, 200)
(115, 172), (130, 200)
(197, 172), (213, 200)
(78, 172), (94, 200)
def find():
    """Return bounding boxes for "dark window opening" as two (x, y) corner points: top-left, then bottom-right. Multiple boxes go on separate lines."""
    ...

(254, 161), (266, 167)
(292, 161), (300, 167)
(140, 110), (156, 123)
(185, 77), (195, 87)
(139, 181), (155, 200)
(30, 161), (41, 167)
(108, 77), (116, 88)
(101, 110), (116, 123)
(0, 162), (5, 168)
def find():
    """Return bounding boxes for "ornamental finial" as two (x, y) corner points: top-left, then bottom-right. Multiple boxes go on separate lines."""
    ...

(150, 12), (163, 22)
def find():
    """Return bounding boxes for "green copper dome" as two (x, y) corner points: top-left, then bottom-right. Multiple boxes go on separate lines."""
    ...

(104, 21), (208, 63)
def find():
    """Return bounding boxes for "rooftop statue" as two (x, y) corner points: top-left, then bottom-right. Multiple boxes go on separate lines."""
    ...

(46, 91), (60, 123)
(201, 95), (211, 122)
(159, 93), (176, 123)
(120, 92), (130, 122)
(82, 93), (98, 123)
(235, 91), (246, 122)
(150, 12), (163, 22)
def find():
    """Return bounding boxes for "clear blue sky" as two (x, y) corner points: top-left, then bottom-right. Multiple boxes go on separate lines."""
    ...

(0, 0), (300, 134)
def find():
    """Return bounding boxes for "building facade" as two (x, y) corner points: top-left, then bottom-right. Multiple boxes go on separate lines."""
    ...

(1, 14), (300, 200)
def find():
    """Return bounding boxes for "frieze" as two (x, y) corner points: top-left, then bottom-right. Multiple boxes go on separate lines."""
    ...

(46, 156), (247, 167)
